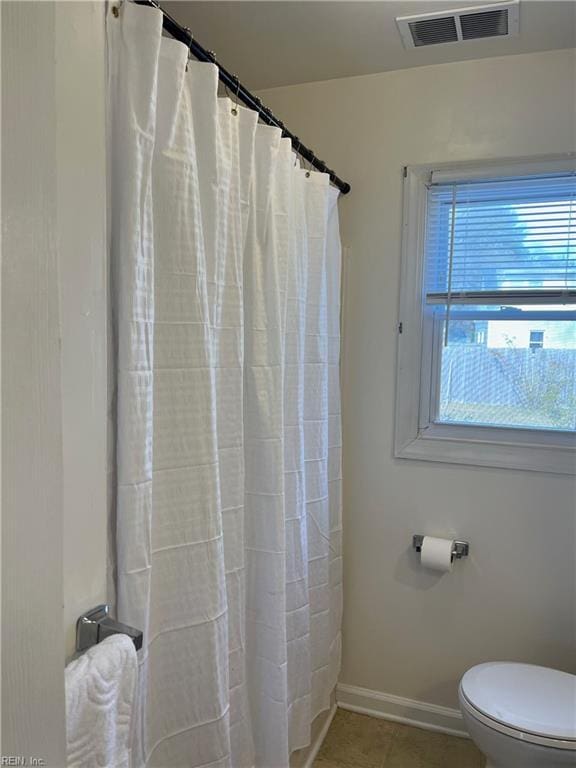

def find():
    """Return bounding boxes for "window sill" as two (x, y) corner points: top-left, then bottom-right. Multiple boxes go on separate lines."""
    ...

(395, 426), (576, 475)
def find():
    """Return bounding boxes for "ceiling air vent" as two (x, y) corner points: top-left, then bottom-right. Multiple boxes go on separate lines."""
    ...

(397, 1), (519, 49)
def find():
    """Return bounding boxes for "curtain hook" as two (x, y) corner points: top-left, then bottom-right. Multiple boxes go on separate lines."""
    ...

(231, 75), (239, 116)
(293, 137), (300, 167)
(255, 96), (263, 121)
(306, 152), (315, 178)
(184, 28), (193, 71)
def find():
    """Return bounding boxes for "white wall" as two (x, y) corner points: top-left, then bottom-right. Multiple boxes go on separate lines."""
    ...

(259, 49), (576, 711)
(2, 3), (66, 760)
(57, 0), (107, 661)
(2, 1), (107, 757)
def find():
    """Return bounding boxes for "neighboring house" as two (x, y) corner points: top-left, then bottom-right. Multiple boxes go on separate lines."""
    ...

(447, 317), (576, 350)
(486, 320), (576, 349)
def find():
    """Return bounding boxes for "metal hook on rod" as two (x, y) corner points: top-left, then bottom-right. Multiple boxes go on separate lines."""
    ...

(293, 137), (301, 166)
(231, 75), (240, 116)
(184, 27), (193, 70)
(306, 151), (316, 178)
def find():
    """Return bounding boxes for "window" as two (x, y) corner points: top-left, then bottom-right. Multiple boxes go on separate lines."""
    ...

(529, 330), (544, 350)
(396, 159), (576, 474)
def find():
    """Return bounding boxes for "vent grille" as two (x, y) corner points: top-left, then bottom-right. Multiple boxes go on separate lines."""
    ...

(460, 8), (509, 39)
(409, 17), (458, 47)
(397, 2), (519, 49)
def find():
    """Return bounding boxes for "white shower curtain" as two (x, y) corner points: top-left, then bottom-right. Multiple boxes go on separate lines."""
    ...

(108, 4), (342, 767)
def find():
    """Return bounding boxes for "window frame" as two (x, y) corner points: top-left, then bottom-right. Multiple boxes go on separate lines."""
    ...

(395, 158), (576, 475)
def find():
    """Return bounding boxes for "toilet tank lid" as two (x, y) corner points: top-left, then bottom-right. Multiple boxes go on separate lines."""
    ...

(461, 662), (576, 742)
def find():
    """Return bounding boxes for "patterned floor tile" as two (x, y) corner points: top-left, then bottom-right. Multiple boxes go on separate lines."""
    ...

(313, 709), (485, 768)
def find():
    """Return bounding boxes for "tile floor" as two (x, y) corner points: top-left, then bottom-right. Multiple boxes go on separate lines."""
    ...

(313, 709), (485, 768)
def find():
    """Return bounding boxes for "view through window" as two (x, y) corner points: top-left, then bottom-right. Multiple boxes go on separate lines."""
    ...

(425, 174), (576, 432)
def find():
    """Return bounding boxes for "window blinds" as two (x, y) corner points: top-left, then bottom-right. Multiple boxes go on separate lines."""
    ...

(424, 172), (576, 305)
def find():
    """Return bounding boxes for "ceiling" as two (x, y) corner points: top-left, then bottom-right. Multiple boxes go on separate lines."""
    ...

(162, 1), (576, 90)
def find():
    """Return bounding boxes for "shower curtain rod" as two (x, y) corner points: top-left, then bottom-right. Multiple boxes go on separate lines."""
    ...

(133, 0), (351, 195)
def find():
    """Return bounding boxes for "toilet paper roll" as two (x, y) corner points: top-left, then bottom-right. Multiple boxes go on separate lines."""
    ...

(420, 536), (454, 573)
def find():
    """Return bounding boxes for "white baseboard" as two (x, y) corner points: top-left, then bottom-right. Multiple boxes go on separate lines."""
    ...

(302, 703), (337, 768)
(336, 683), (469, 739)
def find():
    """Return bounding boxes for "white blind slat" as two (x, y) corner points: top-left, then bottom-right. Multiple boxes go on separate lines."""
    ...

(425, 173), (576, 302)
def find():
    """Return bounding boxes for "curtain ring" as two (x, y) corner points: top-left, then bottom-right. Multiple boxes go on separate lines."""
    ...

(293, 137), (300, 166)
(231, 75), (239, 116)
(184, 28), (193, 71)
(306, 152), (315, 178)
(255, 96), (262, 120)
(255, 97), (269, 124)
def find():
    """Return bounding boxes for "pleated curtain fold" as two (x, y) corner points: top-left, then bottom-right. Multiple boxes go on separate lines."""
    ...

(108, 4), (342, 766)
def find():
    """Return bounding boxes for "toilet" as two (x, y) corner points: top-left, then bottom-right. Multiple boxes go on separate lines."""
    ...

(459, 662), (576, 768)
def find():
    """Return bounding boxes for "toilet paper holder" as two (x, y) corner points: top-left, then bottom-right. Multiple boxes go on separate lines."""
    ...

(413, 535), (469, 559)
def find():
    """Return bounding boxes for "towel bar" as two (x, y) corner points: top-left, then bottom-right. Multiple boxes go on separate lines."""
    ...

(76, 604), (143, 653)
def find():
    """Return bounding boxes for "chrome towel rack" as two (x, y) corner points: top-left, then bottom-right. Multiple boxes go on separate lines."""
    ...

(76, 604), (143, 653)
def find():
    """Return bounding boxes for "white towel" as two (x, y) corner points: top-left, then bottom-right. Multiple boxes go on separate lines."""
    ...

(65, 634), (138, 768)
